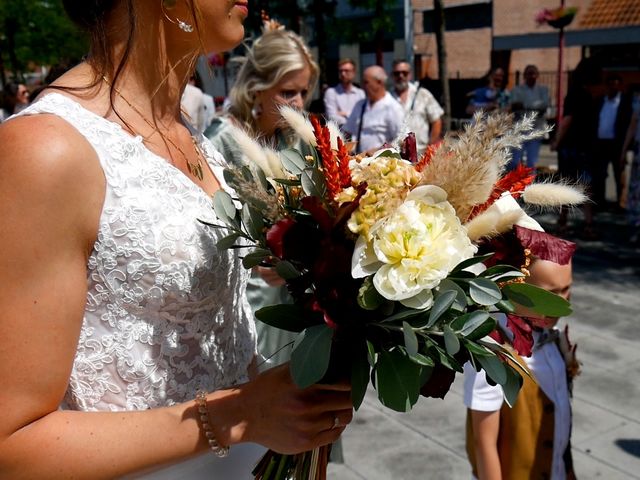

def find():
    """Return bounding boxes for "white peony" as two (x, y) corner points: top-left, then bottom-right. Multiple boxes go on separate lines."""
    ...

(352, 185), (477, 309)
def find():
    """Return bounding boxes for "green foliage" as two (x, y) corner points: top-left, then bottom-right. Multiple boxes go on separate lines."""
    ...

(290, 324), (334, 388)
(0, 0), (88, 78)
(374, 349), (422, 412)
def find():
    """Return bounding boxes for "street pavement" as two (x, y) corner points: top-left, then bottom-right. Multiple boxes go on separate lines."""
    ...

(329, 145), (640, 479)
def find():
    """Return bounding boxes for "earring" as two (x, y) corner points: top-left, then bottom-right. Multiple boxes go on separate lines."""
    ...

(251, 103), (262, 120)
(161, 0), (194, 33)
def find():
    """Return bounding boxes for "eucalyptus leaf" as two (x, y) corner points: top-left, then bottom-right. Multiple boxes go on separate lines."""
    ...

(451, 253), (495, 273)
(458, 311), (492, 336)
(381, 307), (427, 324)
(430, 344), (463, 372)
(351, 348), (371, 411)
(280, 148), (307, 175)
(375, 349), (421, 412)
(212, 190), (237, 224)
(366, 340), (376, 367)
(290, 325), (334, 388)
(402, 322), (419, 357)
(242, 204), (264, 241)
(450, 311), (477, 331)
(409, 352), (435, 367)
(276, 260), (302, 280)
(496, 299), (516, 314)
(502, 365), (523, 408)
(481, 264), (522, 277)
(477, 353), (507, 385)
(503, 283), (572, 317)
(242, 249), (272, 269)
(216, 233), (241, 251)
(272, 178), (302, 186)
(254, 166), (271, 191)
(468, 278), (502, 306)
(437, 279), (467, 311)
(462, 339), (493, 357)
(427, 290), (457, 327)
(255, 304), (314, 332)
(300, 167), (327, 198)
(358, 277), (385, 311)
(463, 317), (497, 341)
(443, 325), (460, 355)
(376, 149), (401, 159)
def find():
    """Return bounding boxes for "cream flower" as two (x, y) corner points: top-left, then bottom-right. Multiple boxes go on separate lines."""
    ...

(352, 185), (477, 309)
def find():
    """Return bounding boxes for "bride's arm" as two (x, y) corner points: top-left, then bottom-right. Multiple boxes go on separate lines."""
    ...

(0, 116), (352, 479)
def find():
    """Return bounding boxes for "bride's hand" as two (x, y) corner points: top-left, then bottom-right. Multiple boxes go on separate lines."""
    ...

(227, 363), (353, 454)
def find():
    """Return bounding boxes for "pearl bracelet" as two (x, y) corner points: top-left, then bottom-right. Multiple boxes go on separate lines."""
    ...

(195, 390), (230, 457)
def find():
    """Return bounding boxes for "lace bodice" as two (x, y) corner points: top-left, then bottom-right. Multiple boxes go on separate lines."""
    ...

(17, 94), (256, 412)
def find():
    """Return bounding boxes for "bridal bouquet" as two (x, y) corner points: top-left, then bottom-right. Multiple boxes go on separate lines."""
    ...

(207, 109), (585, 479)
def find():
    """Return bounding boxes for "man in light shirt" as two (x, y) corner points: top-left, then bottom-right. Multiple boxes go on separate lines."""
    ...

(592, 73), (633, 209)
(508, 65), (550, 170)
(344, 65), (405, 155)
(323, 58), (365, 129)
(390, 60), (443, 155)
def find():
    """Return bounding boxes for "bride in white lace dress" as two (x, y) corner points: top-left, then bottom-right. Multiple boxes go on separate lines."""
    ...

(0, 1), (352, 478)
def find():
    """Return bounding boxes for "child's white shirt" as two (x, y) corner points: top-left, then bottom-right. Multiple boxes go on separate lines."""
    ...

(463, 316), (571, 480)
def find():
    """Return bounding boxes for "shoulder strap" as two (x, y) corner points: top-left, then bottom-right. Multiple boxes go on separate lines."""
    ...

(355, 101), (367, 153)
(409, 85), (420, 112)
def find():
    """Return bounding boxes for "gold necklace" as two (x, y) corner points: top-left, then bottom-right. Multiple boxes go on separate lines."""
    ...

(102, 76), (204, 180)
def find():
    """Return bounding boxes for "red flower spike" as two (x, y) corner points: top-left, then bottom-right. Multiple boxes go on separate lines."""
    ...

(336, 137), (352, 188)
(311, 116), (342, 201)
(415, 141), (441, 172)
(469, 164), (536, 219)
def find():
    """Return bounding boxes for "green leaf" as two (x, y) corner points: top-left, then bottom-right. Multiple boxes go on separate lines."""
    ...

(300, 168), (327, 198)
(468, 278), (503, 306)
(502, 365), (523, 408)
(290, 325), (334, 388)
(463, 317), (497, 341)
(451, 253), (495, 273)
(216, 233), (241, 250)
(254, 166), (271, 191)
(437, 279), (467, 311)
(481, 264), (522, 277)
(409, 352), (435, 367)
(375, 349), (421, 412)
(357, 277), (385, 311)
(450, 310), (487, 331)
(477, 354), (507, 385)
(376, 149), (401, 159)
(255, 304), (315, 332)
(212, 190), (237, 224)
(241, 204), (264, 241)
(457, 311), (491, 335)
(427, 290), (457, 327)
(242, 248), (272, 269)
(381, 307), (427, 324)
(351, 347), (371, 411)
(443, 325), (460, 355)
(430, 343), (463, 372)
(503, 283), (572, 317)
(496, 299), (516, 314)
(272, 178), (302, 186)
(366, 340), (376, 367)
(402, 322), (419, 357)
(280, 148), (307, 175)
(276, 260), (301, 280)
(462, 339), (494, 357)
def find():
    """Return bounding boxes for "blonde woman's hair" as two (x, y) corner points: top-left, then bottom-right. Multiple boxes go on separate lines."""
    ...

(228, 28), (319, 134)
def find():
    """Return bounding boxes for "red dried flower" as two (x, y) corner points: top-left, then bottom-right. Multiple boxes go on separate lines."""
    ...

(415, 141), (441, 172)
(469, 164), (536, 219)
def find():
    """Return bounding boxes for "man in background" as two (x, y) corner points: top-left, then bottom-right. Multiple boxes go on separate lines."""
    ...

(390, 59), (443, 155)
(344, 65), (404, 155)
(324, 58), (365, 129)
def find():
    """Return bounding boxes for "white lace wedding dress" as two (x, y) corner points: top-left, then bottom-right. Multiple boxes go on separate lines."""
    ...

(16, 93), (266, 478)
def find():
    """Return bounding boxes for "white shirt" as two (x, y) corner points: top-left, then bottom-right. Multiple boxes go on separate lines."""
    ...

(463, 316), (571, 480)
(598, 92), (621, 139)
(509, 83), (550, 131)
(181, 83), (207, 133)
(345, 92), (405, 153)
(324, 83), (365, 127)
(392, 82), (443, 154)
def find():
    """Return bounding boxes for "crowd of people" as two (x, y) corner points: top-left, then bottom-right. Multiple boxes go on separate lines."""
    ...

(0, 4), (637, 478)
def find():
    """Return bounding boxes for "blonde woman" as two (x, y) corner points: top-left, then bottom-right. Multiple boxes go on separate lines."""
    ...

(207, 23), (319, 367)
(0, 1), (352, 479)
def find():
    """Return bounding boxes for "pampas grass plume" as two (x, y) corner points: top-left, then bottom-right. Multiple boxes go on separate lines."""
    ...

(523, 183), (587, 206)
(279, 106), (316, 146)
(231, 127), (273, 177)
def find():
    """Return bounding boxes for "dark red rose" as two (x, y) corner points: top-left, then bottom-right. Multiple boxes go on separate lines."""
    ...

(266, 218), (296, 259)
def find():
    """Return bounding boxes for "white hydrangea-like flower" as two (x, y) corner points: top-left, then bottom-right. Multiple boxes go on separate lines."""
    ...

(352, 185), (477, 309)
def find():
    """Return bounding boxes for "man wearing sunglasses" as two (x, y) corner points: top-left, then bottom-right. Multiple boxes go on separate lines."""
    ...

(390, 60), (443, 155)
